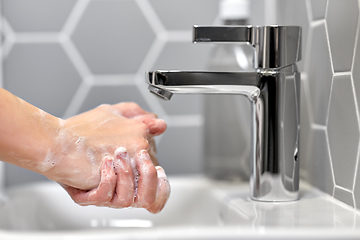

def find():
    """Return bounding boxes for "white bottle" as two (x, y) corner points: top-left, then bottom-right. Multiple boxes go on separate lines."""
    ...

(204, 0), (253, 181)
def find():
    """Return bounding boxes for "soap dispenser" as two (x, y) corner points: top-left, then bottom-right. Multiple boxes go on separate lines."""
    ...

(204, 0), (253, 181)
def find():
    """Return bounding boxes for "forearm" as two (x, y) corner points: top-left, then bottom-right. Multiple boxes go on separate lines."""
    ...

(0, 88), (60, 175)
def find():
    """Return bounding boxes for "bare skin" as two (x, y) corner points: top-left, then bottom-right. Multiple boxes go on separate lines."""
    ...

(0, 87), (170, 213)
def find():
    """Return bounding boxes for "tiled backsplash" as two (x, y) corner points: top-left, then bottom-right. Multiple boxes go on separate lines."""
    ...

(2, 0), (360, 211)
(274, 0), (360, 209)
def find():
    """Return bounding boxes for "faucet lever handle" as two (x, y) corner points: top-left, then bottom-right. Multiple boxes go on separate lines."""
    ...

(193, 25), (252, 43)
(193, 25), (302, 69)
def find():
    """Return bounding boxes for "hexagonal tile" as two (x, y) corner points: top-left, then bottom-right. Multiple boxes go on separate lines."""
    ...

(3, 0), (76, 32)
(4, 43), (82, 117)
(78, 85), (152, 114)
(310, 0), (327, 20)
(326, 0), (359, 72)
(71, 0), (155, 75)
(307, 128), (334, 196)
(327, 74), (360, 189)
(149, 0), (219, 31)
(276, 0), (310, 72)
(307, 23), (333, 125)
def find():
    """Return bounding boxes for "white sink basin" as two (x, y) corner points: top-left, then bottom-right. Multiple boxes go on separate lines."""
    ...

(0, 176), (360, 239)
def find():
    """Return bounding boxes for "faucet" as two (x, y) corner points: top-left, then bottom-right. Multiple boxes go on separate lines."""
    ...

(147, 25), (302, 202)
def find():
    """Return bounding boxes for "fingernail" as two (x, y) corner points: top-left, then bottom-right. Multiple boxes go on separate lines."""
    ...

(106, 159), (114, 168)
(138, 150), (150, 161)
(115, 147), (128, 160)
(155, 166), (166, 178)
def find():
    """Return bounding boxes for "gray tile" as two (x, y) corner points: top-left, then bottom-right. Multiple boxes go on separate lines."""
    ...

(151, 42), (214, 71)
(276, 0), (310, 72)
(4, 43), (81, 117)
(157, 125), (203, 175)
(310, 0), (327, 20)
(307, 128), (334, 196)
(3, 0), (75, 32)
(307, 23), (333, 125)
(78, 85), (151, 114)
(71, 0), (155, 75)
(327, 74), (359, 189)
(334, 187), (355, 208)
(149, 0), (219, 30)
(326, 0), (359, 72)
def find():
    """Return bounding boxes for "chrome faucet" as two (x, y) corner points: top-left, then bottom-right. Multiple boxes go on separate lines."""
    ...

(147, 25), (302, 202)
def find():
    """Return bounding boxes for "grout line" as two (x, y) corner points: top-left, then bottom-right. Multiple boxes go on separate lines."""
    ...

(325, 129), (337, 196)
(312, 123), (326, 131)
(2, 17), (14, 58)
(92, 74), (135, 86)
(12, 32), (61, 43)
(310, 18), (326, 28)
(305, 0), (313, 23)
(62, 81), (92, 119)
(136, 37), (165, 76)
(61, 0), (89, 36)
(324, 0), (329, 19)
(333, 71), (352, 77)
(323, 20), (335, 76)
(324, 21), (334, 128)
(61, 39), (92, 79)
(352, 140), (360, 192)
(334, 184), (353, 193)
(135, 0), (165, 35)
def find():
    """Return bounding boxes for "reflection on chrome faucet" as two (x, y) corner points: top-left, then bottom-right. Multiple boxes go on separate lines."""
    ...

(146, 25), (302, 202)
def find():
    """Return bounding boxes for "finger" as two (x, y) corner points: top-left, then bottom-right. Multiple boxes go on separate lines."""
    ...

(111, 147), (135, 208)
(62, 157), (116, 206)
(88, 157), (117, 204)
(147, 137), (159, 166)
(112, 102), (157, 118)
(134, 116), (167, 136)
(147, 166), (171, 214)
(134, 150), (158, 209)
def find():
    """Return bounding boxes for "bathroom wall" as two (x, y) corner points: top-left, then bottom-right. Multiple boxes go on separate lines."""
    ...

(0, 0), (220, 186)
(270, 0), (360, 209)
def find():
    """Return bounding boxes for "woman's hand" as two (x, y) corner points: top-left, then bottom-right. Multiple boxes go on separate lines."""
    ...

(44, 103), (166, 191)
(0, 87), (169, 212)
(61, 149), (171, 213)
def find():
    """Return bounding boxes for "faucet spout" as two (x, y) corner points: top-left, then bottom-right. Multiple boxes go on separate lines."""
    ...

(147, 70), (260, 101)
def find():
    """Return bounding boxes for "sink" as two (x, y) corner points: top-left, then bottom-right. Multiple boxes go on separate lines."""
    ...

(0, 176), (360, 239)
